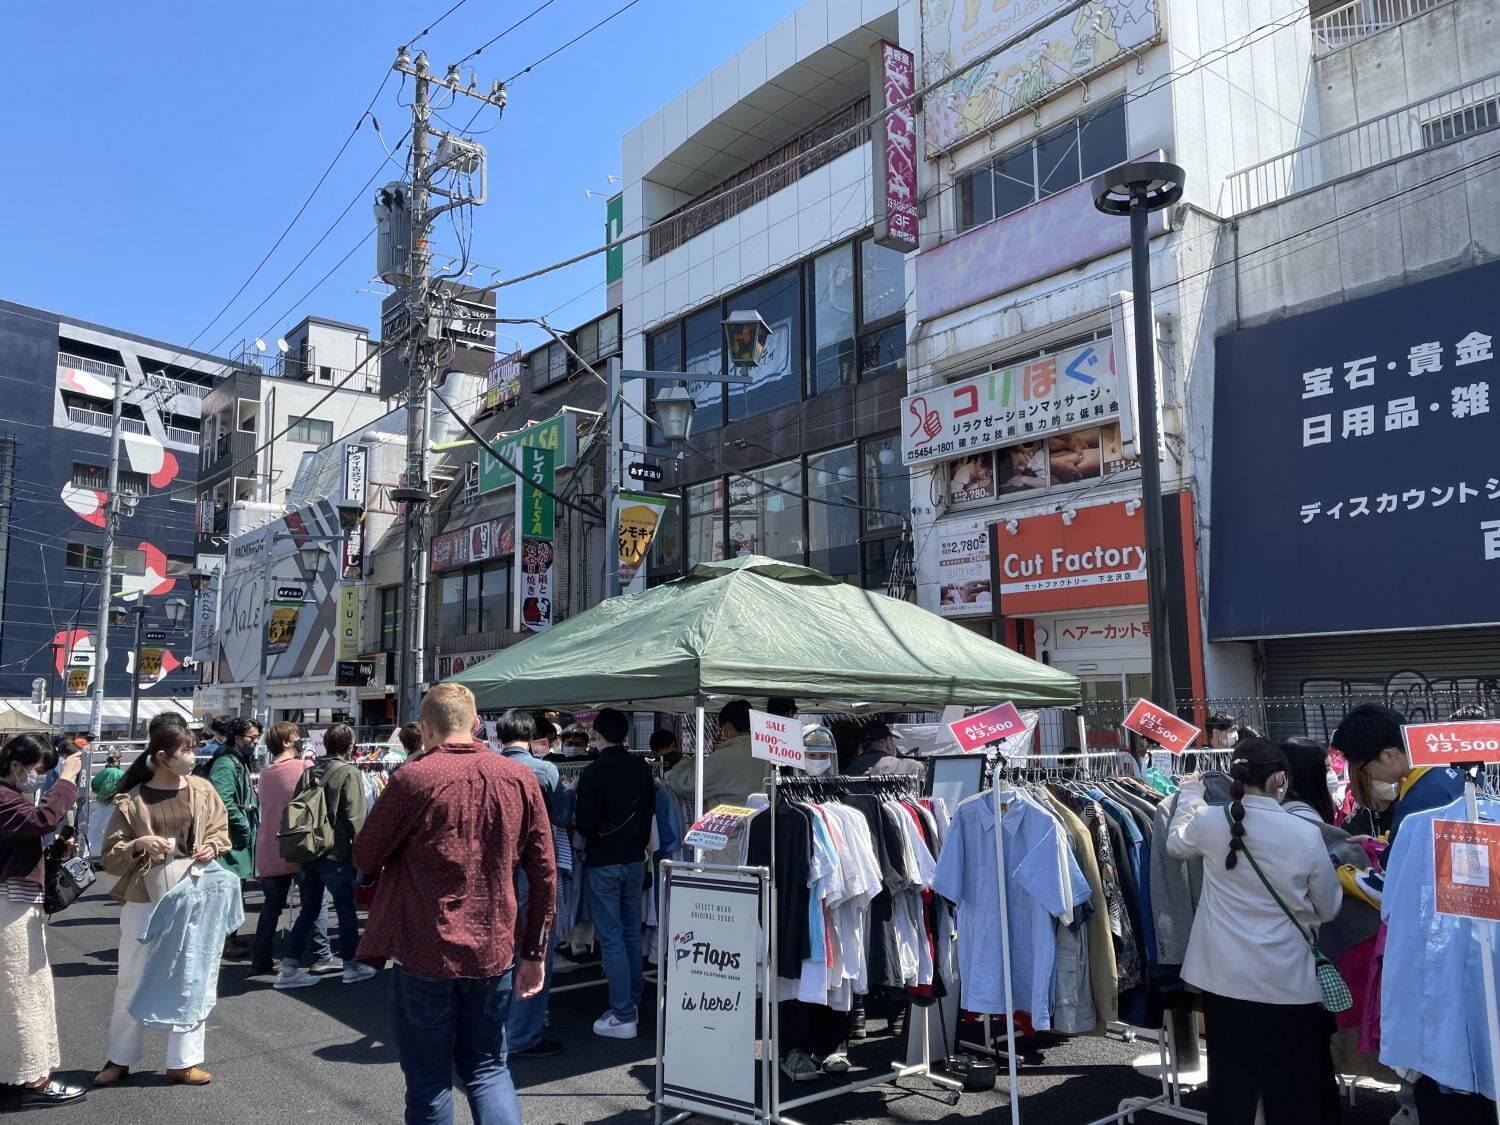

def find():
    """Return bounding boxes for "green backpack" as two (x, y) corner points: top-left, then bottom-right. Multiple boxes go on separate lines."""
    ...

(277, 763), (351, 866)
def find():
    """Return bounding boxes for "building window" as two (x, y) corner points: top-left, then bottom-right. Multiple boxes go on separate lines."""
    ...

(318, 366), (333, 383)
(810, 244), (856, 395)
(728, 461), (804, 562)
(459, 462), (479, 504)
(684, 307), (726, 424)
(646, 322), (684, 449)
(687, 480), (725, 567)
(464, 569), (481, 634)
(66, 543), (103, 570)
(858, 323), (906, 382)
(726, 268), (802, 423)
(647, 494), (683, 584)
(380, 585), (402, 651)
(859, 237), (906, 325)
(480, 563), (509, 632)
(807, 445), (860, 584)
(72, 463), (148, 496)
(861, 436), (909, 533)
(956, 96), (1127, 233)
(287, 416), (333, 444)
(596, 311), (620, 357)
(438, 574), (464, 639)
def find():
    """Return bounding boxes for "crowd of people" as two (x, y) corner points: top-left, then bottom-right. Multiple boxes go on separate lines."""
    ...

(0, 691), (1494, 1123)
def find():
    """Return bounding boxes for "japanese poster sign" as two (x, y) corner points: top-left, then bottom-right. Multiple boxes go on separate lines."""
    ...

(1403, 720), (1500, 767)
(478, 412), (578, 493)
(515, 447), (555, 633)
(683, 804), (758, 852)
(661, 867), (762, 1118)
(190, 555), (222, 666)
(430, 516), (515, 572)
(995, 499), (1146, 614)
(1434, 819), (1500, 921)
(137, 647), (163, 685)
(920, 0), (1159, 153)
(265, 605), (299, 656)
(484, 350), (523, 411)
(66, 667), (89, 696)
(935, 518), (992, 617)
(337, 584), (360, 661)
(341, 443), (368, 578)
(616, 491), (671, 587)
(948, 701), (1026, 753)
(902, 337), (1121, 466)
(1123, 699), (1201, 754)
(870, 40), (918, 253)
(749, 708), (805, 769)
(1211, 260), (1500, 639)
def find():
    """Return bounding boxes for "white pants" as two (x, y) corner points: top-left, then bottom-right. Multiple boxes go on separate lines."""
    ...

(104, 901), (205, 1070)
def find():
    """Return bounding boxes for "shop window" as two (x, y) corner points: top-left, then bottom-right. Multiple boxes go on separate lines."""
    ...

(810, 244), (856, 395)
(646, 324), (683, 448)
(686, 479), (725, 567)
(996, 438), (1049, 494)
(480, 563), (509, 632)
(380, 586), (402, 651)
(287, 416), (333, 445)
(464, 569), (481, 634)
(647, 493), (684, 583)
(861, 436), (908, 533)
(684, 307), (725, 422)
(859, 237), (905, 326)
(947, 450), (998, 506)
(438, 574), (464, 639)
(807, 445), (859, 583)
(727, 269), (802, 423)
(862, 537), (901, 592)
(728, 461), (804, 562)
(858, 323), (906, 382)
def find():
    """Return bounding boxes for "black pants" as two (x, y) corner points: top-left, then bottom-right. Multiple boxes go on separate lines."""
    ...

(780, 1001), (851, 1057)
(1201, 991), (1339, 1124)
(1414, 1075), (1497, 1123)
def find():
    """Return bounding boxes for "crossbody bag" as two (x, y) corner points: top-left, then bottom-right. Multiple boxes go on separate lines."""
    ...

(1226, 807), (1353, 1013)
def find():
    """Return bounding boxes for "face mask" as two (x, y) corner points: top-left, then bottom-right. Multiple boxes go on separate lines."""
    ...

(168, 754), (197, 777)
(14, 772), (43, 794)
(802, 754), (834, 777)
(1371, 780), (1399, 801)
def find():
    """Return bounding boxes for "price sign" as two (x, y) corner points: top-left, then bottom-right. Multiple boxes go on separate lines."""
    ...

(1122, 699), (1202, 754)
(1435, 819), (1500, 921)
(1403, 721), (1500, 766)
(947, 701), (1026, 753)
(749, 708), (805, 769)
(683, 804), (757, 852)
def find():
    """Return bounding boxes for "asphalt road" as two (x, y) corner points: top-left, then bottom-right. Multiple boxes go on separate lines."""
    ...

(31, 884), (1402, 1124)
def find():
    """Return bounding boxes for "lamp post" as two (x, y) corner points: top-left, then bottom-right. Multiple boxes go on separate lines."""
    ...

(114, 603), (147, 741)
(602, 313), (767, 598)
(1091, 160), (1185, 713)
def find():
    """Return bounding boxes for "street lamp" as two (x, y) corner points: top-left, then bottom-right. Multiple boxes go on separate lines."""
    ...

(651, 384), (697, 444)
(722, 310), (771, 370)
(188, 567), (212, 594)
(164, 597), (189, 627)
(123, 602), (148, 741)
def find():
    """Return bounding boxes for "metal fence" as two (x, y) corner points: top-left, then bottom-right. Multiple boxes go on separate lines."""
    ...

(1311, 0), (1444, 55)
(1225, 69), (1500, 213)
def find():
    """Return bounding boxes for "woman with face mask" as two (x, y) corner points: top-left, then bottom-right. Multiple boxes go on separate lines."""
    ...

(0, 734), (87, 1109)
(95, 725), (231, 1089)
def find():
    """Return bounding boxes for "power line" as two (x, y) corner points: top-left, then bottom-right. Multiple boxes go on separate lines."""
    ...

(405, 0), (474, 48)
(454, 0), (560, 66)
(505, 0), (643, 82)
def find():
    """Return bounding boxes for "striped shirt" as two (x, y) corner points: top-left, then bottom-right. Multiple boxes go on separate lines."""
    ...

(4, 878), (44, 905)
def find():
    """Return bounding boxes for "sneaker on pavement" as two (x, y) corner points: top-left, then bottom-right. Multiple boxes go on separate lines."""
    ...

(308, 955), (342, 973)
(511, 1039), (566, 1060)
(342, 962), (378, 984)
(273, 968), (320, 990)
(780, 1049), (820, 1082)
(820, 1052), (851, 1075)
(592, 1012), (638, 1039)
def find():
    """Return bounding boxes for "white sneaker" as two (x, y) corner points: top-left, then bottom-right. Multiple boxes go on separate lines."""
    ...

(273, 968), (320, 990)
(342, 961), (377, 984)
(308, 955), (342, 973)
(592, 1011), (638, 1039)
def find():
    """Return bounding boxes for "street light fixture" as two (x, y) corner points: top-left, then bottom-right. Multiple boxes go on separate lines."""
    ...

(164, 597), (189, 627)
(188, 567), (212, 594)
(651, 384), (697, 444)
(722, 310), (771, 370)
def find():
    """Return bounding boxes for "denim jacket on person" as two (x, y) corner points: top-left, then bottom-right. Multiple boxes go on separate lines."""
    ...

(127, 861), (245, 1031)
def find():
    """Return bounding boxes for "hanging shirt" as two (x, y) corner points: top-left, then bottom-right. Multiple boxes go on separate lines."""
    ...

(932, 791), (1090, 1029)
(129, 863), (245, 1032)
(1380, 792), (1500, 1099)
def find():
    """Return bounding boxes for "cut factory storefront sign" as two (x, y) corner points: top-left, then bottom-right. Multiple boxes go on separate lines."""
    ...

(1211, 260), (1500, 639)
(994, 500), (1146, 614)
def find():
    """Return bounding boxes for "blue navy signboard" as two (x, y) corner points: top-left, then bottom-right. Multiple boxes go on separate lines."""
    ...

(1210, 261), (1500, 639)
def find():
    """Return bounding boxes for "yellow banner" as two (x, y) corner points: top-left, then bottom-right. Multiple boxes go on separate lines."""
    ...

(616, 494), (671, 587)
(138, 647), (163, 680)
(266, 606), (299, 654)
(66, 668), (89, 696)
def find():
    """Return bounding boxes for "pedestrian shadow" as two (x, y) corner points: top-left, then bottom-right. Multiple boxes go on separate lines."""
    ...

(50, 961), (117, 979)
(313, 1035), (399, 1066)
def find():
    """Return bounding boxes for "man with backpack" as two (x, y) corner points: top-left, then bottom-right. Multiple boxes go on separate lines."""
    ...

(273, 724), (375, 988)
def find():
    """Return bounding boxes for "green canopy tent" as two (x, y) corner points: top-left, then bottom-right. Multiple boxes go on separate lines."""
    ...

(451, 556), (1079, 816)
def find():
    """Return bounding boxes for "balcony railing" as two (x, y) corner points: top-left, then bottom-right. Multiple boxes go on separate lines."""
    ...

(1225, 70), (1500, 213)
(1311, 0), (1444, 55)
(65, 406), (201, 449)
(57, 352), (207, 399)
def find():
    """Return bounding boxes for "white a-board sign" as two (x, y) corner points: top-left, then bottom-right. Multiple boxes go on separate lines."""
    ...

(659, 865), (766, 1121)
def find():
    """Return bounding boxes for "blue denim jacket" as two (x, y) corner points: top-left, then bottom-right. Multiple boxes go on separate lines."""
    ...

(129, 862), (245, 1031)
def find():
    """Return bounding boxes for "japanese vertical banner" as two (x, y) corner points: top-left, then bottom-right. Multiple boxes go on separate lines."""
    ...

(514, 447), (555, 633)
(870, 39), (918, 253)
(341, 443), (368, 579)
(615, 491), (672, 587)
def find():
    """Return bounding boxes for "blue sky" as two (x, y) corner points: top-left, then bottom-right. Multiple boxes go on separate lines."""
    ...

(4, 0), (804, 356)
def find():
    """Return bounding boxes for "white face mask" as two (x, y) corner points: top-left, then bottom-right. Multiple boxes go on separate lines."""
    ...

(802, 754), (834, 777)
(1371, 780), (1399, 801)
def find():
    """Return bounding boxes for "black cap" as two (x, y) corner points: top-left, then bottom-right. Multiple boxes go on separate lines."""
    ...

(859, 722), (895, 745)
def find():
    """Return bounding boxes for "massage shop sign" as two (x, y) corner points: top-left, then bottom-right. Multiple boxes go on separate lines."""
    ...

(900, 337), (1122, 466)
(660, 866), (764, 1120)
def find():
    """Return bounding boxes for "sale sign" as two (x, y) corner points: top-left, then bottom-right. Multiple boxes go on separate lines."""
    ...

(1403, 721), (1500, 767)
(683, 805), (757, 852)
(749, 709), (805, 769)
(1434, 819), (1500, 921)
(948, 701), (1027, 753)
(1122, 699), (1202, 754)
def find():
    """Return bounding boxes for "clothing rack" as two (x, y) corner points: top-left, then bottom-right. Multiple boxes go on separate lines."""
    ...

(766, 769), (962, 1124)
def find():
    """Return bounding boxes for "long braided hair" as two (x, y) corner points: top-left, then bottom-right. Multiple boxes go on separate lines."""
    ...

(1225, 737), (1291, 871)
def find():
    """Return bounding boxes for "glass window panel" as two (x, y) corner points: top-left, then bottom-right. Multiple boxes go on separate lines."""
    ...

(1048, 426), (1103, 485)
(810, 245), (857, 395)
(647, 495), (683, 580)
(858, 323), (906, 382)
(807, 445), (860, 583)
(859, 238), (906, 325)
(575, 321), (598, 363)
(684, 308), (725, 422)
(1079, 96), (1128, 178)
(862, 537), (900, 592)
(862, 436), (909, 533)
(380, 586), (402, 651)
(439, 574), (464, 639)
(548, 342), (568, 383)
(947, 451), (997, 505)
(686, 479), (725, 567)
(995, 439), (1048, 494)
(1100, 420), (1138, 476)
(647, 324), (683, 447)
(1037, 122), (1081, 199)
(464, 569), (481, 634)
(727, 270), (802, 423)
(958, 163), (995, 231)
(480, 563), (509, 633)
(597, 312), (620, 357)
(726, 461), (804, 562)
(991, 143), (1037, 218)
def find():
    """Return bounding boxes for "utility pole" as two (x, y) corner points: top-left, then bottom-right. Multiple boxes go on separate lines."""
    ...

(389, 47), (506, 721)
(83, 364), (125, 833)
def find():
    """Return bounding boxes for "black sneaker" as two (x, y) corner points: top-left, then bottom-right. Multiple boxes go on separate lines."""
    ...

(17, 1079), (87, 1108)
(850, 1010), (867, 1040)
(511, 1039), (565, 1060)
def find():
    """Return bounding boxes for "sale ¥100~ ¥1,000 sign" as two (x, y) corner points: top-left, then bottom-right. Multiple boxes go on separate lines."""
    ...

(1403, 720), (1500, 767)
(749, 709), (805, 769)
(1122, 699), (1203, 754)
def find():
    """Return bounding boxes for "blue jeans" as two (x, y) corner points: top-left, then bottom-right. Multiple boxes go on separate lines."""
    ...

(506, 869), (555, 1051)
(392, 966), (521, 1125)
(251, 873), (331, 969)
(287, 859), (360, 963)
(584, 861), (644, 1023)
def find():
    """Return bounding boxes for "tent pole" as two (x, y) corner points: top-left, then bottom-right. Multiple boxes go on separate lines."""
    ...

(693, 697), (706, 861)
